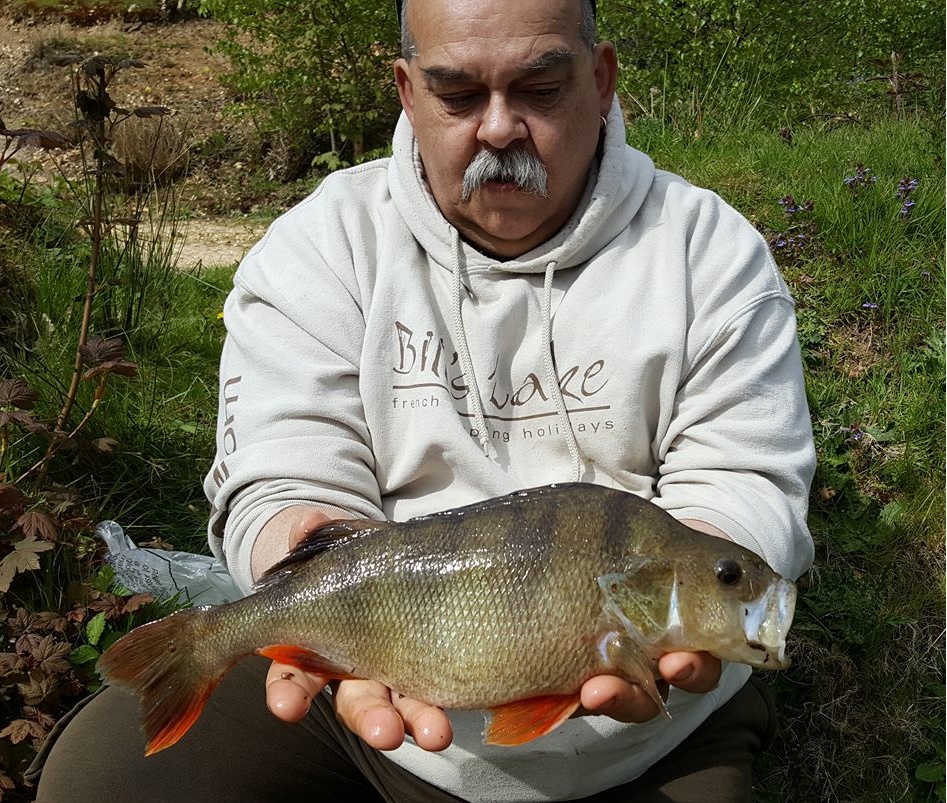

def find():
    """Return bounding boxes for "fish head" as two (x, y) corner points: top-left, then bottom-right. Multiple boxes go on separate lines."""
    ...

(600, 543), (797, 670)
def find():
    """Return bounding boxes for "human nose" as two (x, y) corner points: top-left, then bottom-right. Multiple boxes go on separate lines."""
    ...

(477, 93), (527, 150)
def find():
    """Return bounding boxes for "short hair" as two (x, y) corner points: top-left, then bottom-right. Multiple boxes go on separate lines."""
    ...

(399, 0), (597, 59)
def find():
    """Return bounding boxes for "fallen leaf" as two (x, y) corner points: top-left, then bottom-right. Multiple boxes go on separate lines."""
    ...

(31, 635), (72, 675)
(0, 538), (55, 593)
(0, 718), (45, 744)
(16, 671), (57, 706)
(90, 436), (119, 454)
(17, 509), (59, 541)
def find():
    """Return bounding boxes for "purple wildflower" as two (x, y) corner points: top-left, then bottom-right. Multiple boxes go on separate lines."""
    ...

(844, 163), (877, 192)
(841, 424), (865, 443)
(861, 301), (879, 309)
(778, 194), (814, 216)
(896, 177), (919, 218)
(896, 177), (919, 199)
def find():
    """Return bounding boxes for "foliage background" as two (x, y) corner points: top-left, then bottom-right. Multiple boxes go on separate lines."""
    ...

(0, 0), (944, 800)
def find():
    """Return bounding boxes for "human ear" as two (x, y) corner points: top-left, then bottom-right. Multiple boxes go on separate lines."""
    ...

(592, 42), (618, 116)
(394, 58), (416, 124)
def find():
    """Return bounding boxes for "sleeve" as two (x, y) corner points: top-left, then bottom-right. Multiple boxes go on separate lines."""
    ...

(653, 193), (816, 581)
(202, 193), (384, 594)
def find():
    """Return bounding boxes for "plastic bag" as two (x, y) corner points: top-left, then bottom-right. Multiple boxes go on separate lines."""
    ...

(96, 520), (242, 606)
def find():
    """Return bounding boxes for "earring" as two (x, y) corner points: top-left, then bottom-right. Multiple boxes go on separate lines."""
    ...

(600, 116), (607, 131)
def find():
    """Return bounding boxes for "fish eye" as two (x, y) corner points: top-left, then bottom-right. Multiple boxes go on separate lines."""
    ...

(715, 558), (744, 586)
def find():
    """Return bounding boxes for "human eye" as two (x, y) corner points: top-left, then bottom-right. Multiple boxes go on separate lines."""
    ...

(522, 83), (563, 106)
(439, 92), (480, 112)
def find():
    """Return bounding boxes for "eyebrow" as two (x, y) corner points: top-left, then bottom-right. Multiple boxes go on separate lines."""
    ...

(421, 48), (578, 86)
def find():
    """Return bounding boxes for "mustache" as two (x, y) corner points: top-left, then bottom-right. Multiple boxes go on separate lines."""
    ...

(461, 148), (549, 201)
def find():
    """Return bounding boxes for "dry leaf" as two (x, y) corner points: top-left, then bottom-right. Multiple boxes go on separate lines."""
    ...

(79, 336), (125, 366)
(17, 510), (59, 541)
(0, 538), (55, 593)
(122, 593), (154, 614)
(0, 652), (26, 675)
(90, 437), (119, 454)
(0, 378), (39, 409)
(31, 635), (72, 675)
(0, 484), (27, 512)
(16, 672), (57, 706)
(0, 718), (45, 744)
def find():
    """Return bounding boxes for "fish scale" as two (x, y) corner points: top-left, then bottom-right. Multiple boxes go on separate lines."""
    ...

(97, 483), (797, 754)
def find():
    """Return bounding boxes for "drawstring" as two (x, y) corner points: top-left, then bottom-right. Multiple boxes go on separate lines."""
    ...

(541, 261), (583, 481)
(448, 233), (582, 479)
(450, 231), (498, 462)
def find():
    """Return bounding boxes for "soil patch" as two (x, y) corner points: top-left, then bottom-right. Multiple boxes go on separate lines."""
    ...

(177, 215), (269, 270)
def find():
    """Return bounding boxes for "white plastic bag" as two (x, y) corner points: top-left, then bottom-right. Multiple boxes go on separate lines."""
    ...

(96, 520), (242, 606)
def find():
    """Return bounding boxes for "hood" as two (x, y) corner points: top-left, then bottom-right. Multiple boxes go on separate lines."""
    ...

(388, 96), (656, 274)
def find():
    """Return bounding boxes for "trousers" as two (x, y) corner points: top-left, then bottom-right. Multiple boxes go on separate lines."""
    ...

(32, 656), (775, 802)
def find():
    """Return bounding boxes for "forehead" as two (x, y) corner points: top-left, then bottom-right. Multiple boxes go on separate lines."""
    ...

(408, 0), (585, 66)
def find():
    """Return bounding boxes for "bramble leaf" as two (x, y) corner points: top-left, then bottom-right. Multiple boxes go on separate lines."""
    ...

(69, 645), (100, 666)
(0, 538), (54, 593)
(0, 378), (39, 409)
(0, 484), (27, 512)
(0, 652), (26, 675)
(86, 612), (106, 647)
(0, 718), (44, 744)
(17, 672), (56, 705)
(17, 510), (59, 541)
(134, 106), (171, 118)
(80, 336), (124, 365)
(32, 635), (72, 675)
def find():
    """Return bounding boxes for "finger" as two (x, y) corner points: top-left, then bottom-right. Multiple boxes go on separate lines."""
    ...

(391, 693), (453, 751)
(658, 651), (722, 694)
(333, 679), (406, 751)
(265, 662), (325, 722)
(578, 675), (668, 723)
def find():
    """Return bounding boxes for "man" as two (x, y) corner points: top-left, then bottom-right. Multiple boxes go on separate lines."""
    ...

(34, 0), (814, 799)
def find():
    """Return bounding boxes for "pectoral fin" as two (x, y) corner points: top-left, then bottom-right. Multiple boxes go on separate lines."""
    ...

(483, 694), (582, 746)
(599, 631), (671, 720)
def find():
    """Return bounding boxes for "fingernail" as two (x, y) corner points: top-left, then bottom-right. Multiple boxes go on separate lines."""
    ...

(673, 666), (693, 683)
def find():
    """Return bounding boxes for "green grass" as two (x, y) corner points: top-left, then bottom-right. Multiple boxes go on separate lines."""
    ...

(1, 63), (943, 803)
(630, 115), (945, 802)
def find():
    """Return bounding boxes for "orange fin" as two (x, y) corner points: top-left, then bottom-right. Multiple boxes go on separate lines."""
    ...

(483, 694), (581, 746)
(256, 645), (354, 679)
(97, 610), (229, 756)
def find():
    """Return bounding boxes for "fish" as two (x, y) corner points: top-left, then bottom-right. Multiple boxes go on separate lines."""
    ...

(97, 482), (797, 755)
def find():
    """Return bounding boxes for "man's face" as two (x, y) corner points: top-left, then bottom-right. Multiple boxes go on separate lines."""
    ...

(394, 0), (617, 259)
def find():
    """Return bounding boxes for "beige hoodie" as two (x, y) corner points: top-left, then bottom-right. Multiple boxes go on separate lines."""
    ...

(203, 98), (814, 800)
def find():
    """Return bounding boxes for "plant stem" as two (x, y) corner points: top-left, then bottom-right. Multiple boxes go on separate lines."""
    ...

(33, 65), (109, 489)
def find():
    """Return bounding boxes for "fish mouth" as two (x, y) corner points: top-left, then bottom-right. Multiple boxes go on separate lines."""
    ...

(740, 578), (797, 669)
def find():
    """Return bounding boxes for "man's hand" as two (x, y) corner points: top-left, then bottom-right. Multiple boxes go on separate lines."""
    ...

(265, 669), (453, 751)
(578, 651), (722, 722)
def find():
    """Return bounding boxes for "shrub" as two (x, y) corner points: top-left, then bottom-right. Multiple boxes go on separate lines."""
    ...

(198, 0), (402, 178)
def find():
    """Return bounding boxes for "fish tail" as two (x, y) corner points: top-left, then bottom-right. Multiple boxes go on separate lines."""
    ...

(97, 609), (232, 756)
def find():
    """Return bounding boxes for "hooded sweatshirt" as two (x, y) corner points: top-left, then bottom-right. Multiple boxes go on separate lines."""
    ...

(203, 98), (815, 801)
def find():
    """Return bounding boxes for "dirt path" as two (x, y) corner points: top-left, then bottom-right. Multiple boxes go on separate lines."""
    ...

(175, 216), (270, 270)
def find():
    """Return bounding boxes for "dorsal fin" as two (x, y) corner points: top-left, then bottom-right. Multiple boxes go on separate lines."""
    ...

(255, 518), (384, 589)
